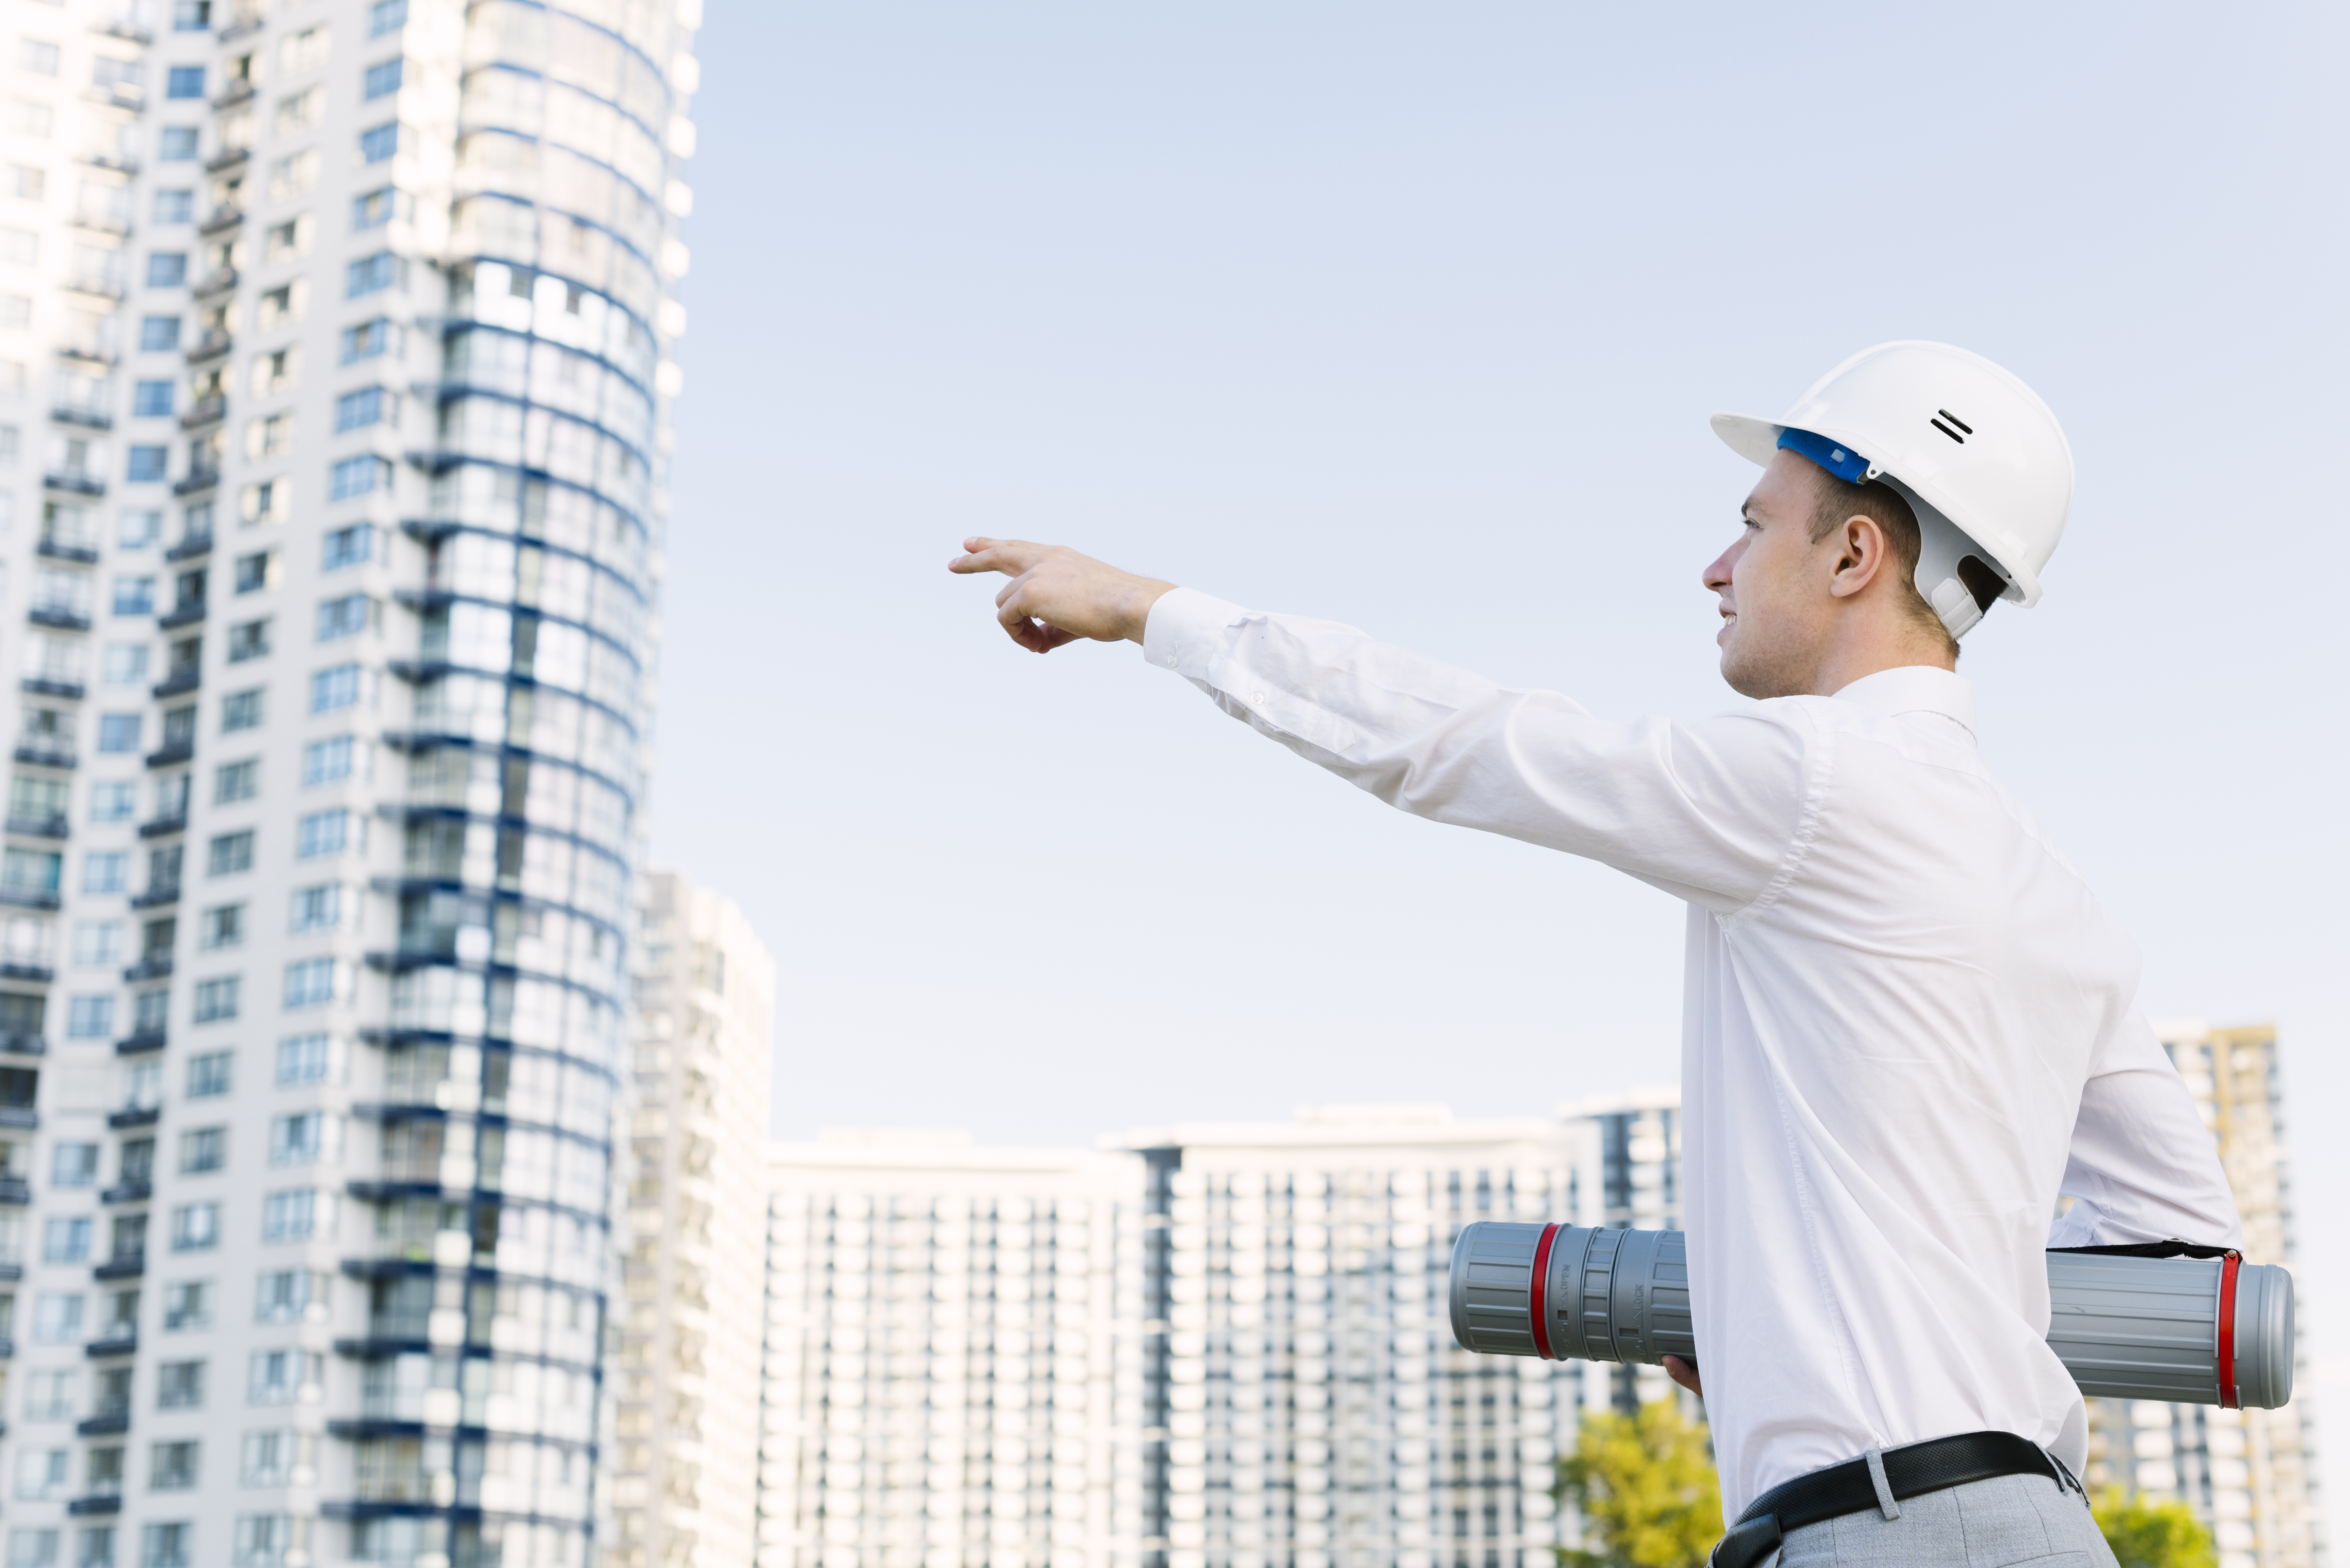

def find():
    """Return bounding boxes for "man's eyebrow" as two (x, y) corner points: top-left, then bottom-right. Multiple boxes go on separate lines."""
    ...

(1740, 498), (1763, 522)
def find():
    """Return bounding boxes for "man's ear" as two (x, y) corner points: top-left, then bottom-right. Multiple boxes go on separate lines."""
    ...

(1826, 515), (1887, 600)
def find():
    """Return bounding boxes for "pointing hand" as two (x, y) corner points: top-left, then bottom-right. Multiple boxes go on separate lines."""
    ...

(948, 537), (1176, 654)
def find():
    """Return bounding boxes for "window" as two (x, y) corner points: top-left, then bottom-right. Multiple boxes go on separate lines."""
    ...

(206, 832), (254, 877)
(275, 1034), (330, 1086)
(288, 885), (338, 933)
(125, 446), (166, 483)
(362, 59), (403, 99)
(226, 618), (269, 661)
(191, 976), (238, 1023)
(162, 1280), (209, 1331)
(156, 1361), (204, 1409)
(127, 507), (168, 548)
(322, 524), (375, 571)
(259, 1190), (325, 1245)
(152, 190), (194, 227)
(130, 987), (167, 1035)
(97, 716), (141, 754)
(300, 738), (354, 786)
(149, 1441), (197, 1490)
(71, 919), (124, 964)
(280, 26), (331, 73)
(174, 1), (211, 29)
(24, 1369), (75, 1420)
(3, 848), (61, 896)
(246, 1348), (319, 1404)
(332, 387), (388, 431)
(316, 595), (374, 642)
(265, 151), (317, 203)
(346, 251), (402, 301)
(357, 124), (400, 165)
(234, 552), (277, 593)
(169, 1202), (219, 1251)
(268, 1112), (334, 1165)
(293, 810), (348, 859)
(351, 185), (403, 230)
(146, 254), (187, 289)
(273, 89), (321, 135)
(141, 1523), (189, 1568)
(83, 851), (129, 893)
(221, 689), (263, 731)
(138, 316), (181, 351)
(198, 905), (242, 950)
(328, 455), (389, 500)
(309, 664), (363, 713)
(133, 380), (175, 417)
(157, 127), (199, 162)
(66, 996), (114, 1039)
(282, 958), (336, 1009)
(243, 412), (291, 458)
(14, 1453), (67, 1504)
(165, 66), (205, 100)
(31, 1292), (83, 1342)
(254, 1270), (325, 1324)
(370, 0), (408, 33)
(339, 318), (392, 362)
(214, 759), (257, 803)
(178, 1127), (224, 1174)
(17, 41), (61, 77)
(186, 1050), (231, 1097)
(112, 577), (156, 616)
(41, 1216), (90, 1263)
(49, 1142), (97, 1187)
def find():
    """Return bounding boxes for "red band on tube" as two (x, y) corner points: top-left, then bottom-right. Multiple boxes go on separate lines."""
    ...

(2217, 1249), (2242, 1410)
(1528, 1224), (1560, 1361)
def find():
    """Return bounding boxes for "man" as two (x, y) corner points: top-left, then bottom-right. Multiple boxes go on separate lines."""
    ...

(950, 341), (2241, 1567)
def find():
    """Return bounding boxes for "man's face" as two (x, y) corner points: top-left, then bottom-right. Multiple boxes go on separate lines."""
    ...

(1703, 450), (1833, 699)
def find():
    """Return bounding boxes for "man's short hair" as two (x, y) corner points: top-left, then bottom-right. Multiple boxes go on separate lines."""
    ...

(1806, 469), (1957, 657)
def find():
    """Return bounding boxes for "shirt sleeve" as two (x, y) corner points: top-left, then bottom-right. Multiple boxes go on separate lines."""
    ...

(1141, 587), (1808, 912)
(2048, 1010), (2244, 1250)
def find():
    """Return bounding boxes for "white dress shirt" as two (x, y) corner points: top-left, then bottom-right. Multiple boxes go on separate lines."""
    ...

(1142, 587), (2242, 1517)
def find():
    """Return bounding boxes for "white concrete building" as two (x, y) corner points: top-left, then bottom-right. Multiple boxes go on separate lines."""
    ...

(0, 0), (698, 1561)
(615, 870), (772, 1568)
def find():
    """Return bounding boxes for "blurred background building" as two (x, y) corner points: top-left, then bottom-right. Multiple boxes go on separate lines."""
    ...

(2077, 1023), (2327, 1568)
(0, 0), (696, 1562)
(618, 871), (771, 1568)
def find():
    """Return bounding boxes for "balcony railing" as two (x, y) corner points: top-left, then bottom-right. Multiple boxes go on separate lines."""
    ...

(0, 888), (63, 913)
(0, 1177), (29, 1205)
(164, 530), (214, 561)
(68, 212), (132, 240)
(122, 954), (172, 982)
(157, 602), (206, 631)
(209, 79), (256, 109)
(49, 405), (112, 431)
(41, 471), (104, 498)
(203, 144), (250, 173)
(66, 1495), (122, 1517)
(28, 605), (94, 631)
(105, 1106), (160, 1130)
(35, 537), (101, 564)
(11, 744), (77, 770)
(92, 1254), (146, 1281)
(177, 396), (225, 431)
(150, 669), (200, 699)
(77, 151), (139, 178)
(93, 14), (153, 43)
(85, 1327), (137, 1357)
(18, 677), (85, 701)
(114, 1029), (166, 1057)
(185, 329), (232, 363)
(76, 1408), (131, 1437)
(58, 342), (119, 367)
(170, 467), (220, 495)
(0, 967), (55, 988)
(128, 882), (181, 909)
(62, 276), (127, 304)
(82, 83), (146, 113)
(4, 814), (69, 840)
(191, 267), (238, 299)
(100, 1178), (150, 1204)
(198, 204), (244, 236)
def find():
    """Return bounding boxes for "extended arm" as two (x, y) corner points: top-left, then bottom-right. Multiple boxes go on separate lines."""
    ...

(2049, 1013), (2244, 1251)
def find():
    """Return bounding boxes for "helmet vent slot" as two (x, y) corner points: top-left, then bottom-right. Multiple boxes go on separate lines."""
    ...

(1956, 554), (2005, 613)
(1930, 412), (1970, 444)
(1937, 410), (1974, 433)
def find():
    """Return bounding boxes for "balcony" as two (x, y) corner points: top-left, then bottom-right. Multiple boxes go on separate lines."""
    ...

(27, 605), (94, 632)
(100, 1179), (150, 1205)
(92, 1255), (145, 1281)
(0, 1261), (20, 1282)
(177, 397), (225, 432)
(202, 144), (249, 174)
(18, 677), (84, 701)
(76, 1410), (130, 1437)
(35, 537), (102, 564)
(4, 814), (69, 840)
(0, 1037), (43, 1060)
(58, 342), (119, 368)
(105, 1106), (160, 1130)
(210, 79), (256, 110)
(0, 1108), (37, 1131)
(66, 1495), (122, 1517)
(191, 267), (239, 300)
(0, 966), (54, 987)
(11, 745), (77, 770)
(82, 83), (147, 113)
(68, 212), (132, 241)
(157, 601), (207, 630)
(143, 739), (194, 769)
(93, 14), (153, 43)
(85, 1329), (137, 1358)
(170, 466), (221, 495)
(0, 889), (63, 913)
(185, 329), (232, 363)
(41, 471), (104, 499)
(149, 670), (200, 699)
(49, 404), (113, 432)
(77, 151), (139, 178)
(128, 883), (180, 909)
(61, 275), (127, 305)
(198, 204), (244, 236)
(114, 1031), (166, 1057)
(122, 954), (172, 982)
(0, 1178), (28, 1206)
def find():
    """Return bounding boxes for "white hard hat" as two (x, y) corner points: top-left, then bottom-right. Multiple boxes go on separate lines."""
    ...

(1711, 341), (2076, 639)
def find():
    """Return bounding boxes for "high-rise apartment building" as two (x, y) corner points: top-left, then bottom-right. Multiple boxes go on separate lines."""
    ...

(753, 1105), (1686, 1568)
(2080, 1023), (2328, 1568)
(0, 0), (696, 1562)
(756, 1133), (1153, 1568)
(617, 871), (772, 1568)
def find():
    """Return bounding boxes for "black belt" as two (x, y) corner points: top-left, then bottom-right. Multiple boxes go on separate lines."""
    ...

(1710, 1431), (2073, 1568)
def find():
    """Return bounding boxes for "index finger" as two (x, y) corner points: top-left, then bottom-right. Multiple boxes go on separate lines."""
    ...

(947, 537), (1045, 577)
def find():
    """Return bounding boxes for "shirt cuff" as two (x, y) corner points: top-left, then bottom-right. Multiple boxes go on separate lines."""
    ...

(1141, 587), (1247, 682)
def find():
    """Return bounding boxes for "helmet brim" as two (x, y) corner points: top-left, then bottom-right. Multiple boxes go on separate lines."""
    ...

(1709, 412), (1786, 468)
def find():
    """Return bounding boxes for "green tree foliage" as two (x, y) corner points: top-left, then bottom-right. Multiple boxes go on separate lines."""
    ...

(2093, 1489), (2217, 1568)
(1555, 1398), (1723, 1568)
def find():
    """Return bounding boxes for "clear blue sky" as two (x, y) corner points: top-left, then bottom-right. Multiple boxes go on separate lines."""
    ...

(661, 0), (2347, 1504)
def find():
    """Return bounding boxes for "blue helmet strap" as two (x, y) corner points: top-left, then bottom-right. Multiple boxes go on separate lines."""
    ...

(1777, 426), (1872, 484)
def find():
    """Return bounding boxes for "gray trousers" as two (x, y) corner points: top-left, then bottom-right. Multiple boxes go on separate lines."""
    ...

(1774, 1472), (2120, 1567)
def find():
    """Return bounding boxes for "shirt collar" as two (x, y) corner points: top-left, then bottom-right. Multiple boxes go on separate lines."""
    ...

(1828, 665), (1978, 742)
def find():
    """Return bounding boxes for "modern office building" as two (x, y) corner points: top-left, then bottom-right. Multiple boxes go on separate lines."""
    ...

(756, 1133), (1154, 1568)
(0, 0), (696, 1562)
(753, 1104), (1690, 1568)
(2079, 1023), (2328, 1568)
(615, 870), (773, 1568)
